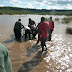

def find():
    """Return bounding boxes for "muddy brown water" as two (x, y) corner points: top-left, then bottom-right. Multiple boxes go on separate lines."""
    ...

(0, 15), (72, 72)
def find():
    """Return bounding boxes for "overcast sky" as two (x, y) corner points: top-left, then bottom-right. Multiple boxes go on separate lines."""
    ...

(0, 0), (72, 9)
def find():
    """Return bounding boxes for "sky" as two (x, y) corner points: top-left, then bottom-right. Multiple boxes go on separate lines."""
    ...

(0, 0), (72, 10)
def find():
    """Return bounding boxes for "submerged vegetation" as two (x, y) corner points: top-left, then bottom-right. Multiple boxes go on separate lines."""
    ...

(55, 18), (59, 21)
(66, 27), (72, 34)
(0, 6), (72, 15)
(62, 16), (72, 23)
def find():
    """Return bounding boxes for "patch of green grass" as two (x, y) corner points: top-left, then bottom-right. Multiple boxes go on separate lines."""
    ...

(62, 16), (72, 23)
(66, 27), (72, 34)
(45, 18), (50, 22)
(55, 18), (59, 21)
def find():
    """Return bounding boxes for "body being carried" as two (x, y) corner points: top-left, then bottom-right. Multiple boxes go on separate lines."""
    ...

(28, 18), (36, 38)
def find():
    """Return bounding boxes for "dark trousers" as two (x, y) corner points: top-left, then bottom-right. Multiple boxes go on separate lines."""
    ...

(14, 28), (21, 40)
(31, 28), (35, 38)
(48, 30), (53, 41)
(25, 29), (31, 39)
(41, 38), (47, 52)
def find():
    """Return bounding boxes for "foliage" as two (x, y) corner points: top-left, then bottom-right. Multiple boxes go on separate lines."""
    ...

(45, 18), (50, 22)
(66, 27), (72, 34)
(62, 16), (72, 23)
(0, 7), (72, 15)
(55, 18), (59, 21)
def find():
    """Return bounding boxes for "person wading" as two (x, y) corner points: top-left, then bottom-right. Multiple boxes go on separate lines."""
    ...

(38, 17), (49, 52)
(48, 16), (54, 41)
(14, 19), (24, 40)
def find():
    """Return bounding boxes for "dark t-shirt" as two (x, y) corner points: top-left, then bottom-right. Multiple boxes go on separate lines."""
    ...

(29, 20), (35, 25)
(14, 21), (24, 32)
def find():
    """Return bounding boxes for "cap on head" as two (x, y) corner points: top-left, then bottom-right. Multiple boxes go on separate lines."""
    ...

(41, 17), (45, 22)
(18, 19), (21, 21)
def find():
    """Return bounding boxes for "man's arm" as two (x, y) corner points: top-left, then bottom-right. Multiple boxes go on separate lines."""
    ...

(21, 23), (24, 29)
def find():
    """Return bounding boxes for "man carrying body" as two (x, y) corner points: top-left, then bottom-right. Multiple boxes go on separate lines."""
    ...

(14, 19), (24, 40)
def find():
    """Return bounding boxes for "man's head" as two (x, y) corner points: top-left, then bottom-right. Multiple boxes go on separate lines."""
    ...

(50, 16), (52, 20)
(29, 18), (31, 21)
(41, 17), (45, 22)
(18, 19), (21, 21)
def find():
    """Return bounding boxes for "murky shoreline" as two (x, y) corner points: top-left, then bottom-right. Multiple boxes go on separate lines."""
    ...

(0, 15), (72, 72)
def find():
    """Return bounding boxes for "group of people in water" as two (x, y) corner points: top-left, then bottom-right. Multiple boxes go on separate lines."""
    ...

(14, 16), (54, 52)
(0, 16), (54, 72)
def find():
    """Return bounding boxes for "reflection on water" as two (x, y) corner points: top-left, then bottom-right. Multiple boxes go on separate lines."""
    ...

(44, 34), (72, 72)
(3, 34), (15, 43)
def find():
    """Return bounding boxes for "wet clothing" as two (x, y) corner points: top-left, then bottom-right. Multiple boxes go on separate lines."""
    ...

(0, 43), (12, 72)
(14, 21), (24, 39)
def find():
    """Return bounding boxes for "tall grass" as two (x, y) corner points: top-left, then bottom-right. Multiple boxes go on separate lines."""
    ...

(45, 18), (50, 22)
(62, 16), (72, 23)
(55, 18), (59, 21)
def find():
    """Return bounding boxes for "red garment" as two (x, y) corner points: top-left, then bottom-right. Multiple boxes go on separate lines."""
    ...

(49, 20), (54, 30)
(38, 22), (49, 42)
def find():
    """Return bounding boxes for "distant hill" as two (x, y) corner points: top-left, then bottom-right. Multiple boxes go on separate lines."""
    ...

(0, 6), (72, 15)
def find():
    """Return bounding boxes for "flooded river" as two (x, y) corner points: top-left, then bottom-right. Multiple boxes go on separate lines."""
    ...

(0, 15), (72, 72)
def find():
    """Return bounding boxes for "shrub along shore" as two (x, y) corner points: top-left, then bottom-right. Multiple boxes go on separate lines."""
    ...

(0, 6), (72, 15)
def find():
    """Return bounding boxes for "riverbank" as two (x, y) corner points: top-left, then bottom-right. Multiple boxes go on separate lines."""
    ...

(0, 7), (72, 15)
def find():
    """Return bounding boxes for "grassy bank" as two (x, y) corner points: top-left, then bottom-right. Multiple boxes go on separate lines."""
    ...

(0, 7), (72, 15)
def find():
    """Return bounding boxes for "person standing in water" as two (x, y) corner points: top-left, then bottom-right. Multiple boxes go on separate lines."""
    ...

(38, 17), (49, 52)
(14, 19), (24, 40)
(48, 16), (54, 41)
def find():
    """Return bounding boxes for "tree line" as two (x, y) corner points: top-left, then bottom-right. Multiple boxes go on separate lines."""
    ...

(0, 6), (72, 15)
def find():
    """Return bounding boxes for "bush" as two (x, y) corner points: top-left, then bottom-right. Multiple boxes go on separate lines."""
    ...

(66, 27), (72, 34)
(55, 18), (59, 21)
(45, 18), (50, 22)
(62, 16), (72, 23)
